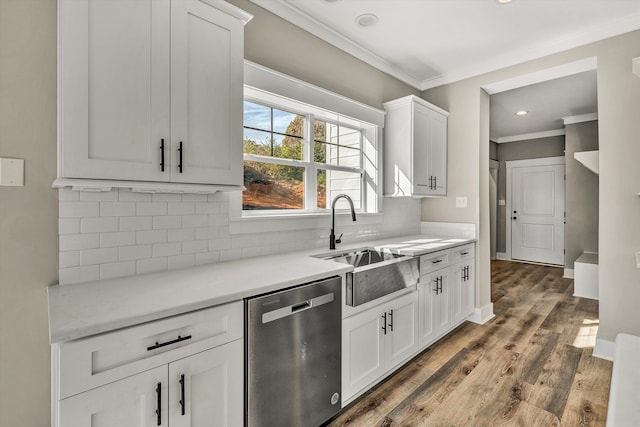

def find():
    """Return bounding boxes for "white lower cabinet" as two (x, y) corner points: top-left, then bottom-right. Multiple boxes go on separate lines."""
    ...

(53, 302), (244, 427)
(451, 261), (475, 326)
(342, 291), (419, 403)
(419, 267), (451, 348)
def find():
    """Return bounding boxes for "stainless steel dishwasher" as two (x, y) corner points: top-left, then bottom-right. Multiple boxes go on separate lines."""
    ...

(245, 276), (342, 427)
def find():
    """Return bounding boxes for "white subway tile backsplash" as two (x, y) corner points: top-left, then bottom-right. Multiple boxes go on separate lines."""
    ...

(60, 201), (100, 218)
(182, 194), (208, 202)
(182, 239), (208, 254)
(152, 242), (182, 257)
(136, 257), (168, 274)
(136, 230), (167, 245)
(120, 216), (152, 231)
(59, 265), (100, 285)
(100, 261), (135, 280)
(57, 188), (422, 285)
(168, 228), (195, 242)
(168, 202), (195, 215)
(182, 214), (208, 228)
(152, 193), (182, 202)
(101, 202), (136, 217)
(153, 215), (182, 229)
(59, 251), (80, 268)
(119, 245), (152, 261)
(81, 217), (118, 233)
(137, 202), (168, 216)
(168, 254), (195, 270)
(80, 191), (118, 202)
(59, 234), (100, 251)
(100, 231), (136, 248)
(80, 247), (118, 265)
(59, 218), (80, 235)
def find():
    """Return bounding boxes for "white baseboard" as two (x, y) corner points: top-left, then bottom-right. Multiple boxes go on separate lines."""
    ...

(468, 302), (495, 325)
(564, 268), (574, 279)
(496, 252), (508, 260)
(594, 338), (615, 361)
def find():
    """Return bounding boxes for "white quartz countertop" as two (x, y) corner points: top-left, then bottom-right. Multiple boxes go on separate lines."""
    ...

(48, 233), (474, 344)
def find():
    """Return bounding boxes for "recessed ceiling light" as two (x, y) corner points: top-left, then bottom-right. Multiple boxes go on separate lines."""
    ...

(515, 110), (528, 116)
(355, 13), (379, 28)
(323, 0), (341, 3)
(496, 0), (514, 4)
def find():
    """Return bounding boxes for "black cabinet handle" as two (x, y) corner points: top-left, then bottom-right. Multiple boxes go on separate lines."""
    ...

(179, 374), (186, 416)
(147, 335), (192, 351)
(160, 139), (165, 172)
(433, 175), (437, 190)
(388, 309), (394, 332)
(432, 259), (443, 264)
(460, 251), (469, 256)
(381, 312), (387, 335)
(178, 141), (183, 173)
(438, 276), (443, 293)
(433, 277), (440, 295)
(155, 382), (162, 426)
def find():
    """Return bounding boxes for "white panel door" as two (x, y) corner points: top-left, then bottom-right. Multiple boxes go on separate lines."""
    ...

(59, 366), (168, 427)
(386, 291), (419, 370)
(342, 305), (386, 401)
(170, 0), (244, 185)
(169, 340), (243, 427)
(59, 0), (170, 181)
(511, 163), (565, 265)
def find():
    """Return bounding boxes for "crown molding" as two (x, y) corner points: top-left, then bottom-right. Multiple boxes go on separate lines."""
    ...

(563, 113), (598, 125)
(493, 129), (565, 144)
(250, 0), (640, 91)
(249, 0), (422, 89)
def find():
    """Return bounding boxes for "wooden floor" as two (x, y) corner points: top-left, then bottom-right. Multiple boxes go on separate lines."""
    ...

(327, 260), (612, 427)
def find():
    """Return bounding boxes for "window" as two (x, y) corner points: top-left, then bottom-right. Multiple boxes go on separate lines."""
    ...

(242, 100), (366, 213)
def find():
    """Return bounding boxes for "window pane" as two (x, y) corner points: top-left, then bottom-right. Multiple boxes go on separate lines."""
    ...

(273, 109), (304, 137)
(317, 169), (361, 210)
(243, 161), (305, 210)
(243, 129), (272, 156)
(315, 143), (360, 167)
(314, 120), (327, 143)
(244, 101), (271, 131)
(273, 134), (304, 160)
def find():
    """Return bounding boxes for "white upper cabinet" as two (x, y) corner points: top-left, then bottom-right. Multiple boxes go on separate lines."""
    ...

(58, 0), (250, 186)
(383, 95), (448, 197)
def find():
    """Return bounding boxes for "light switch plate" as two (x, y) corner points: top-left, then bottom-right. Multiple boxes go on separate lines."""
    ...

(455, 196), (467, 208)
(0, 158), (24, 186)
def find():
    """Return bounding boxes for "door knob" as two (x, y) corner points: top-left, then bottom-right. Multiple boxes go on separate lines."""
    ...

(512, 216), (517, 220)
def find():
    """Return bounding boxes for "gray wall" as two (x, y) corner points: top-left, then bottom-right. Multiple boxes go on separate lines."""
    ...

(423, 29), (640, 347)
(0, 1), (418, 426)
(489, 141), (498, 161)
(0, 0), (58, 425)
(495, 136), (566, 254)
(565, 121), (599, 270)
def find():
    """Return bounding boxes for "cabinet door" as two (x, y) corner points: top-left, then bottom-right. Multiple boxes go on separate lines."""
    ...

(170, 0), (244, 185)
(411, 102), (432, 196)
(435, 269), (451, 338)
(169, 340), (243, 427)
(59, 366), (168, 427)
(342, 305), (386, 402)
(385, 291), (419, 371)
(461, 263), (475, 319)
(418, 273), (438, 348)
(59, 0), (170, 181)
(426, 110), (447, 196)
(450, 263), (464, 326)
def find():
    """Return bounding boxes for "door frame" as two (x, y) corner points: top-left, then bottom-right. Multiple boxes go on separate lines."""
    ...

(505, 156), (565, 262)
(489, 159), (499, 260)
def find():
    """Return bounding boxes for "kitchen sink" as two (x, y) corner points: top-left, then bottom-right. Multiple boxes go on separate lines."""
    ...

(315, 248), (419, 306)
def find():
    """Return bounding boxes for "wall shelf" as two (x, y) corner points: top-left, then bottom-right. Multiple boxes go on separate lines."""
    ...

(574, 150), (599, 175)
(52, 178), (243, 194)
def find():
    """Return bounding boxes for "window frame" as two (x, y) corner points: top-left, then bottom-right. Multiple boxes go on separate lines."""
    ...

(242, 96), (369, 216)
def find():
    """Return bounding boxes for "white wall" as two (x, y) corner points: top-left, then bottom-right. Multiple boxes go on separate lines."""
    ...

(423, 29), (640, 346)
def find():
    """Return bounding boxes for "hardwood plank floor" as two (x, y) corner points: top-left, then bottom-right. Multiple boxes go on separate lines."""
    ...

(327, 260), (612, 427)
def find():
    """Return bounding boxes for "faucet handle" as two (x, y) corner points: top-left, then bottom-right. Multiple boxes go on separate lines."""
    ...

(335, 233), (343, 244)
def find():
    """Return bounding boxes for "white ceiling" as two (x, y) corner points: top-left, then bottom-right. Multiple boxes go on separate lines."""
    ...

(251, 0), (617, 141)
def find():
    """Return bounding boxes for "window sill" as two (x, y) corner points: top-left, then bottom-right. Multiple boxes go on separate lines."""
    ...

(229, 211), (383, 235)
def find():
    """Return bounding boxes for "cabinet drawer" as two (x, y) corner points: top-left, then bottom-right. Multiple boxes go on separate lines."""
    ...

(451, 244), (474, 264)
(420, 249), (450, 274)
(57, 301), (242, 399)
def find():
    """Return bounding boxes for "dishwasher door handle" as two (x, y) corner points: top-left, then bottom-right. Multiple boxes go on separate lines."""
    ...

(262, 292), (335, 324)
